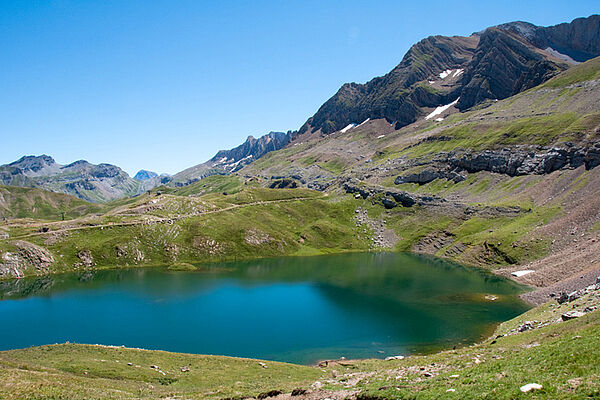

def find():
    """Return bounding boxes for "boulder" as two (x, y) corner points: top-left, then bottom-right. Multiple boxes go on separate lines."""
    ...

(562, 311), (585, 321)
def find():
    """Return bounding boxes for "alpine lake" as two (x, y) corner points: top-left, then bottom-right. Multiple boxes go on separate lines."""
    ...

(0, 252), (530, 364)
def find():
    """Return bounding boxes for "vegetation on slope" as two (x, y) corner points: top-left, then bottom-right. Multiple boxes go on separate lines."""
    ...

(0, 185), (104, 221)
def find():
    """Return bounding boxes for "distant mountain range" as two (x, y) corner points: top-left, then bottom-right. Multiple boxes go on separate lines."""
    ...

(0, 156), (141, 203)
(2, 14), (599, 202)
(170, 131), (295, 185)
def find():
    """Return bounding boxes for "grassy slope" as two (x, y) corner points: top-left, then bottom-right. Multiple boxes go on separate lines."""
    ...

(0, 185), (105, 221)
(0, 345), (321, 400)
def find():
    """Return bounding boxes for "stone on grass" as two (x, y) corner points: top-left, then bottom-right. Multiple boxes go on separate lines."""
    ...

(562, 311), (585, 321)
(520, 383), (543, 392)
(384, 355), (405, 361)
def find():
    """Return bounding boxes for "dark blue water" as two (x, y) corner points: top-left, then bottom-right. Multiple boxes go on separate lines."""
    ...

(0, 252), (529, 364)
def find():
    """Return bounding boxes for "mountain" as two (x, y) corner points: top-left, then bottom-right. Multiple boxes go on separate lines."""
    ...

(299, 15), (600, 135)
(0, 155), (141, 203)
(133, 170), (158, 181)
(170, 131), (294, 185)
(243, 55), (600, 190)
(136, 15), (600, 189)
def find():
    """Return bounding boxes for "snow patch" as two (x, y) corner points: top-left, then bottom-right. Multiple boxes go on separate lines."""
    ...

(377, 135), (386, 139)
(340, 123), (357, 133)
(545, 47), (580, 65)
(439, 69), (453, 79)
(511, 270), (535, 278)
(435, 117), (444, 122)
(224, 155), (253, 170)
(425, 97), (460, 120)
(358, 118), (370, 127)
(453, 69), (464, 78)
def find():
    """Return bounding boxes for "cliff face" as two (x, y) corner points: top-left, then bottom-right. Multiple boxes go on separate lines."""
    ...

(301, 35), (478, 134)
(457, 28), (562, 110)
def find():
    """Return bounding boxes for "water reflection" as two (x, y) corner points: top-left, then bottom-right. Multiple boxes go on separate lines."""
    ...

(0, 252), (529, 364)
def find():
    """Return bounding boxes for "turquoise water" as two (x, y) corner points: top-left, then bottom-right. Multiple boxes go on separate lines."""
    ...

(0, 252), (529, 364)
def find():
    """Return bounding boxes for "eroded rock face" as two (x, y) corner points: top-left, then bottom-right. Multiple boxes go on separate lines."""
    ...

(0, 241), (54, 278)
(14, 241), (54, 271)
(448, 144), (600, 175)
(393, 143), (600, 187)
(0, 252), (22, 278)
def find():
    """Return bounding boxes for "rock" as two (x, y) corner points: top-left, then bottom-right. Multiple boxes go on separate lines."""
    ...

(269, 178), (298, 189)
(562, 311), (585, 321)
(311, 381), (323, 389)
(180, 366), (190, 372)
(568, 291), (581, 302)
(257, 390), (282, 399)
(14, 241), (54, 271)
(150, 365), (159, 369)
(381, 197), (397, 209)
(520, 383), (543, 393)
(291, 388), (307, 396)
(518, 321), (535, 332)
(584, 306), (597, 313)
(258, 362), (267, 368)
(557, 292), (570, 304)
(77, 250), (95, 268)
(384, 355), (405, 361)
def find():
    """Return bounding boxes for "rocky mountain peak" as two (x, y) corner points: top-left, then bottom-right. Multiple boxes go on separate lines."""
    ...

(8, 155), (56, 171)
(134, 170), (159, 181)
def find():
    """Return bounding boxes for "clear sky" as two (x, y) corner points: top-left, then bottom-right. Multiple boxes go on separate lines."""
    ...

(1, 1), (598, 176)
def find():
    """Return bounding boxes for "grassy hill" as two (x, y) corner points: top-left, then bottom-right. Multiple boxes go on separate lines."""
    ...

(0, 185), (105, 221)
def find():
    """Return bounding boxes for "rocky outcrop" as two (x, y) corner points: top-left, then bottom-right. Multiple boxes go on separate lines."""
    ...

(392, 144), (600, 187)
(395, 169), (466, 185)
(0, 241), (54, 278)
(343, 179), (442, 208)
(76, 250), (95, 268)
(448, 144), (600, 176)
(269, 178), (298, 189)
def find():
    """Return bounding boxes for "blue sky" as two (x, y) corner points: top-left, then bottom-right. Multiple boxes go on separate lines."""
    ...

(1, 1), (598, 176)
